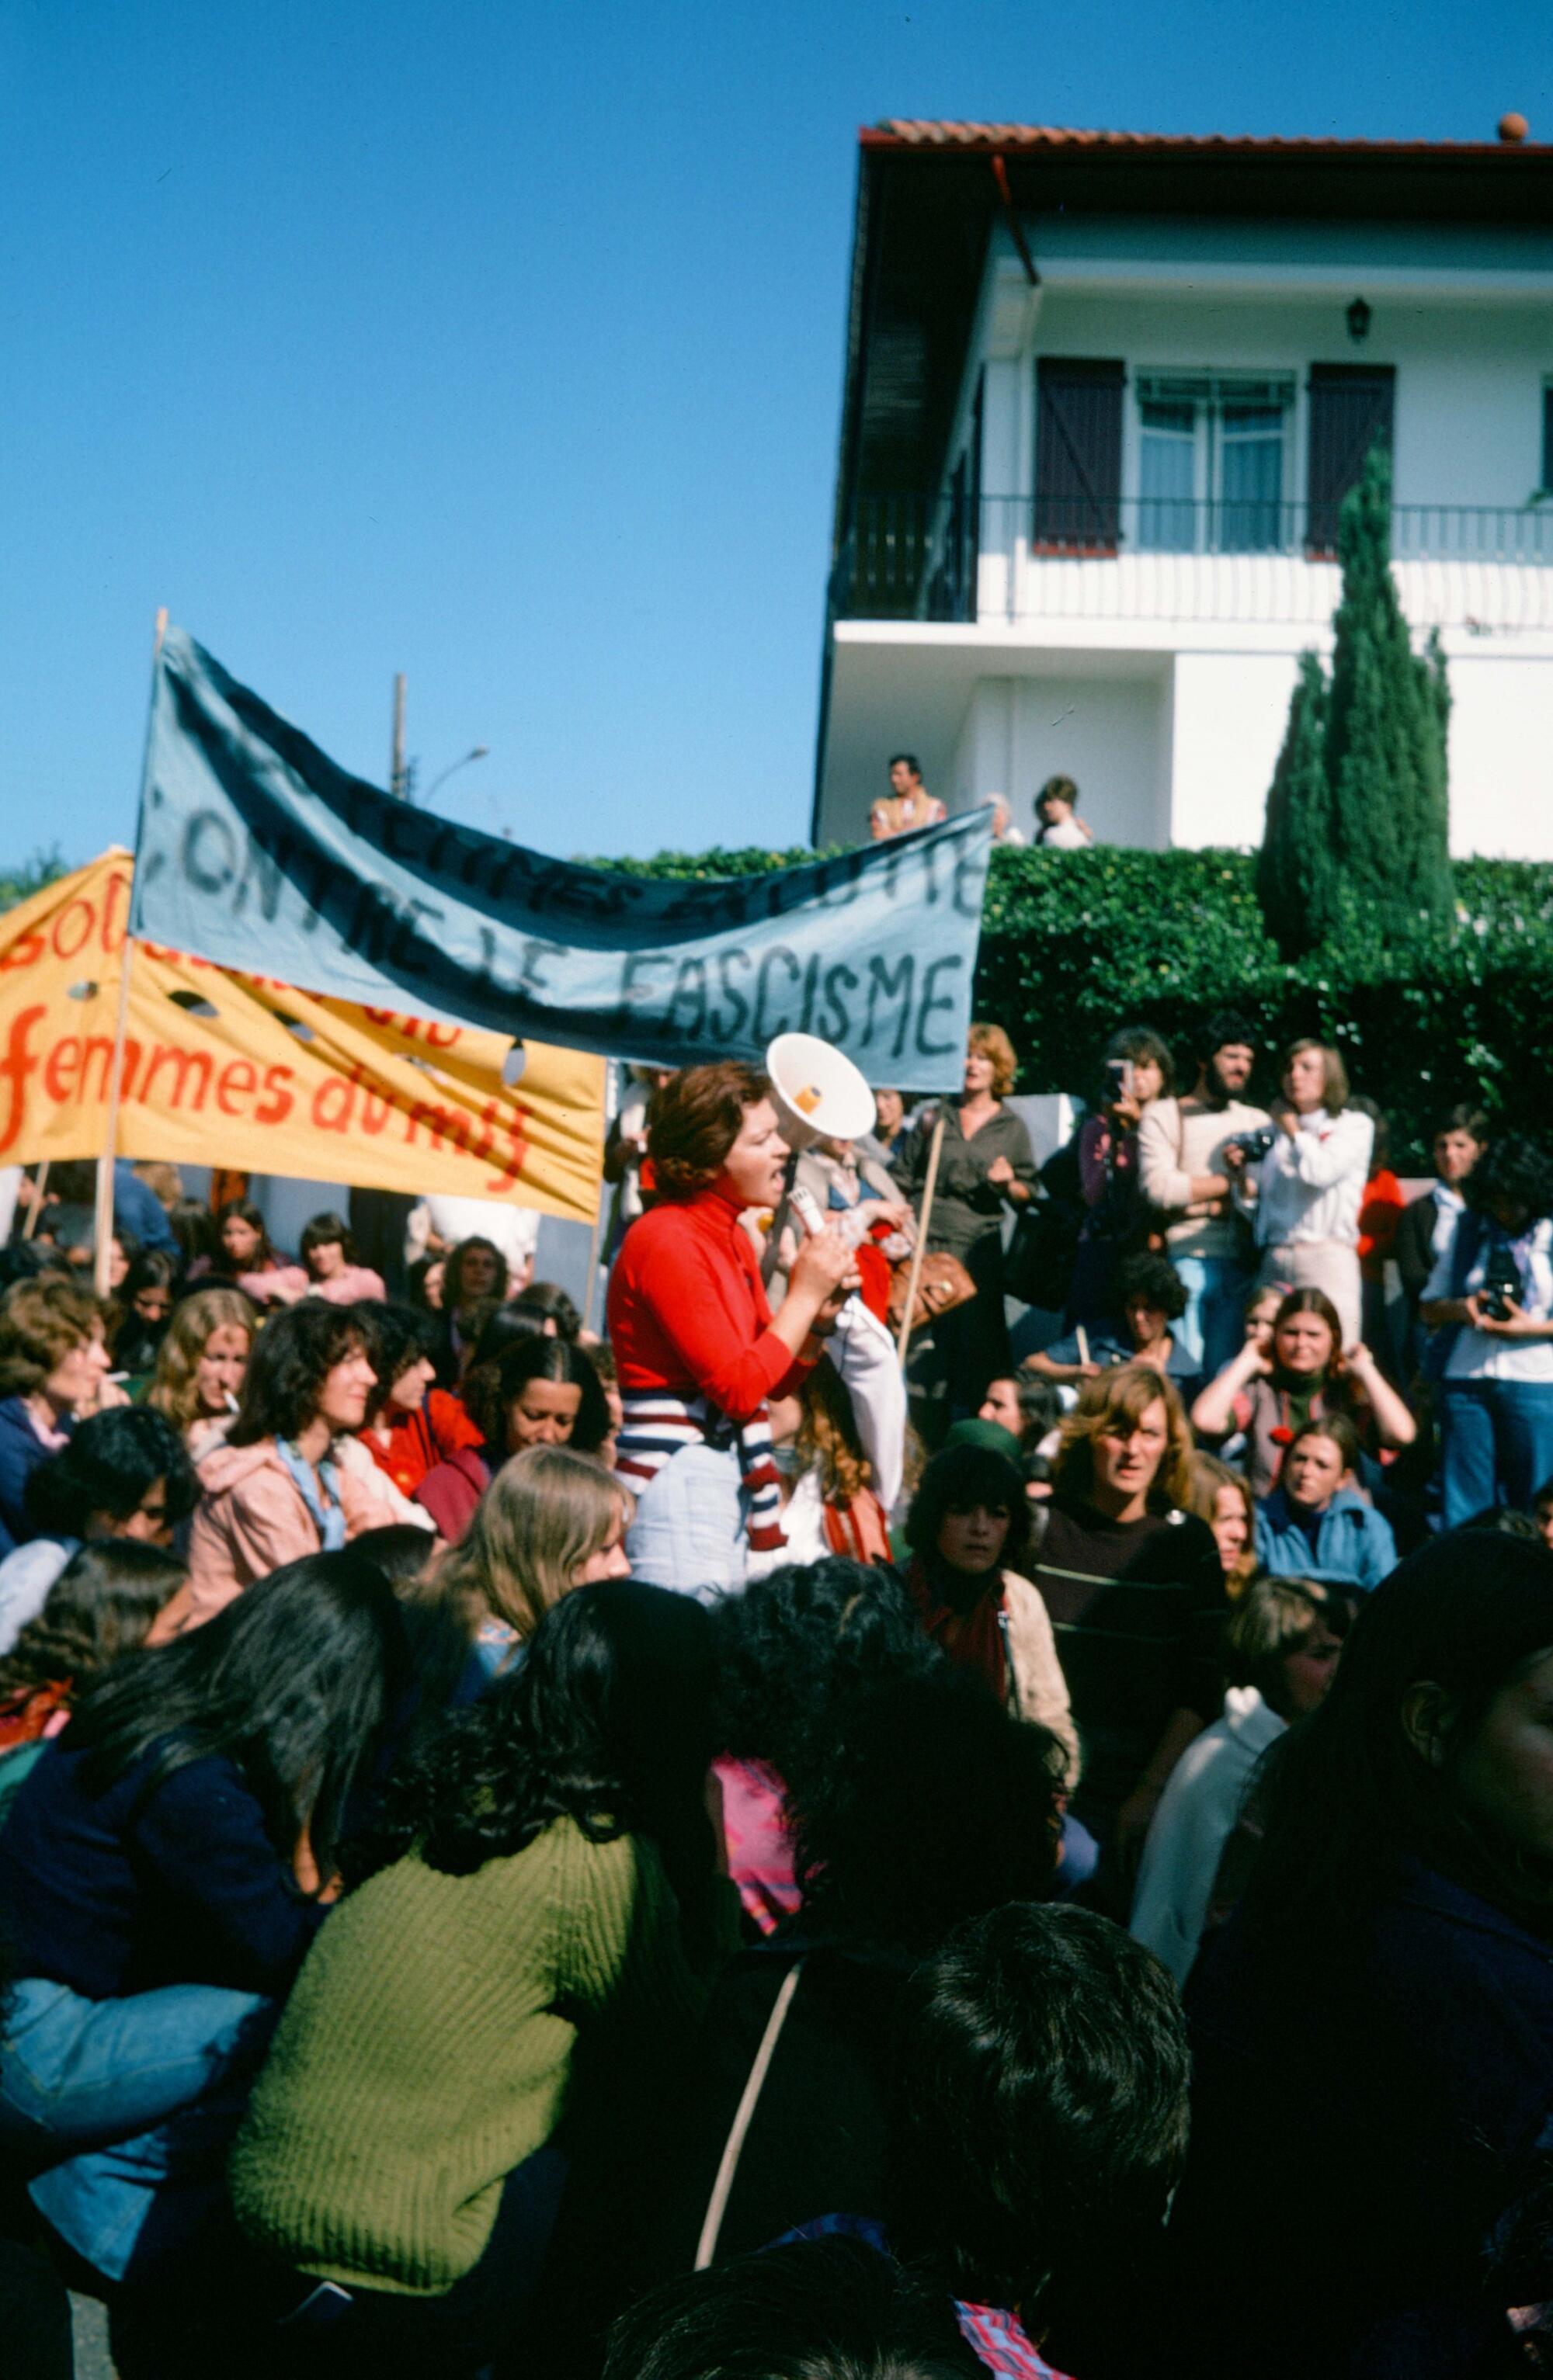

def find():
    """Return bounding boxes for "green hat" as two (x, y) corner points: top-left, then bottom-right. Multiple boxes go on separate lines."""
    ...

(944, 1417), (1022, 1465)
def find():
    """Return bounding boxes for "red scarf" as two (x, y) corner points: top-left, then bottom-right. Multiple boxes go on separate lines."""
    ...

(907, 1554), (1005, 1705)
(822, 1487), (894, 1566)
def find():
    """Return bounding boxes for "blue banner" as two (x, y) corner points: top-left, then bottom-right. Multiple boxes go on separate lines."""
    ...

(129, 630), (991, 1089)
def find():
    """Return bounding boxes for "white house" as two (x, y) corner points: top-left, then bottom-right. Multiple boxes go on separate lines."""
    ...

(814, 121), (1553, 855)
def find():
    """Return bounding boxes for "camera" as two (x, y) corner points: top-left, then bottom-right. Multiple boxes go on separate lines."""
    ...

(1479, 1245), (1522, 1322)
(1226, 1126), (1277, 1164)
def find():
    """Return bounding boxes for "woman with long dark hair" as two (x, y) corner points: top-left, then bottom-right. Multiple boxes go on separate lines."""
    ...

(173, 1302), (398, 1634)
(1422, 1133), (1553, 1528)
(297, 1211), (387, 1306)
(229, 1582), (735, 2366)
(213, 1199), (307, 1310)
(351, 1302), (483, 1503)
(0, 1550), (414, 2282)
(415, 1333), (611, 1542)
(1169, 1534), (1553, 2375)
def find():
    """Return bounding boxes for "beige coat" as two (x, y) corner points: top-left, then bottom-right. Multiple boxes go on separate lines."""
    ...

(1000, 1569), (1080, 1787)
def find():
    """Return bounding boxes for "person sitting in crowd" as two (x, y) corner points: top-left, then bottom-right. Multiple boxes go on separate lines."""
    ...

(1033, 773), (1095, 849)
(1421, 1133), (1553, 1529)
(710, 1556), (942, 1939)
(0, 1540), (189, 1823)
(1026, 1250), (1198, 1393)
(902, 1439), (1078, 1777)
(214, 1199), (308, 1309)
(147, 1285), (256, 1458)
(405, 1193), (539, 1303)
(1190, 1284), (1415, 1500)
(756, 1296), (905, 1573)
(895, 1026), (1037, 1444)
(977, 1369), (1061, 1455)
(415, 1333), (610, 1542)
(1168, 1535), (1553, 2375)
(1395, 1103), (1487, 1365)
(1138, 1008), (1268, 1381)
(1027, 1364), (1225, 1883)
(429, 1234), (512, 1386)
(0, 1406), (196, 1656)
(648, 1670), (1065, 2286)
(408, 1251), (446, 1313)
(609, 1062), (856, 1598)
(1252, 1413), (1398, 1592)
(1066, 1026), (1172, 1328)
(297, 1210), (387, 1306)
(0, 1278), (116, 1557)
(167, 1195), (219, 1280)
(623, 1902), (1186, 2380)
(434, 1442), (632, 1677)
(109, 1247), (180, 1378)
(1130, 1575), (1347, 1985)
(0, 1550), (418, 2290)
(229, 1584), (738, 2372)
(1185, 1451), (1259, 1599)
(352, 1301), (483, 1504)
(861, 1086), (912, 1171)
(512, 1278), (583, 1341)
(1228, 1037), (1374, 1351)
(172, 1302), (398, 1632)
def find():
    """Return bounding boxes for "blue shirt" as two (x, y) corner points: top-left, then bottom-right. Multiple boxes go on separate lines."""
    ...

(112, 1162), (177, 1254)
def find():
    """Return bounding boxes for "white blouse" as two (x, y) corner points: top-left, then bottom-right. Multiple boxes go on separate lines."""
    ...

(1252, 1106), (1374, 1252)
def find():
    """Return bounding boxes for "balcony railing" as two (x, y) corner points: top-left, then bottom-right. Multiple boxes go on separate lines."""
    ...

(834, 493), (1553, 633)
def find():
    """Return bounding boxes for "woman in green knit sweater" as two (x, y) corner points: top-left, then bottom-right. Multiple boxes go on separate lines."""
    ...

(229, 1580), (736, 2370)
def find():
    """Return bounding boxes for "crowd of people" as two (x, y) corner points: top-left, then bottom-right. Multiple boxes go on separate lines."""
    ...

(1, 1032), (1552, 2380)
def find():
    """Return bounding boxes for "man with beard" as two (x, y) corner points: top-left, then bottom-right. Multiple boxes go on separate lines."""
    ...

(1139, 1011), (1270, 1381)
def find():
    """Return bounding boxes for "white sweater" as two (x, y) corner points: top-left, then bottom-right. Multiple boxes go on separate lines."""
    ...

(1251, 1107), (1373, 1251)
(1129, 1687), (1285, 1986)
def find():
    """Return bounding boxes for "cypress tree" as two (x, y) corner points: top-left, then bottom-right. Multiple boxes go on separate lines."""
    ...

(1256, 649), (1334, 959)
(1323, 446), (1454, 938)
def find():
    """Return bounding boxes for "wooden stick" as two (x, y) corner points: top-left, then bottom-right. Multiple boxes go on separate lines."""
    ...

(579, 1201), (604, 1337)
(94, 606), (166, 1299)
(21, 1161), (48, 1240)
(1076, 1321), (1090, 1369)
(896, 1108), (947, 1370)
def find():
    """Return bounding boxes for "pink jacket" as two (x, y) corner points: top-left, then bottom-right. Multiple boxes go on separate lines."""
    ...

(158, 1438), (396, 1638)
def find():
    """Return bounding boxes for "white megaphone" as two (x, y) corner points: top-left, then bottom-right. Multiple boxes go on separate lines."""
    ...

(766, 1032), (877, 1156)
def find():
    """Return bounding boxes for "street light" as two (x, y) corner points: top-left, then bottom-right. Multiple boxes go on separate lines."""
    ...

(422, 744), (491, 806)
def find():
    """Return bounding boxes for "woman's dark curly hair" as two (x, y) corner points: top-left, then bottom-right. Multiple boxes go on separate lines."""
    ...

(355, 1303), (436, 1424)
(463, 1334), (610, 1458)
(228, 1300), (370, 1446)
(789, 1670), (1063, 1955)
(24, 1407), (198, 1539)
(905, 1443), (1031, 1576)
(0, 1539), (188, 1699)
(1471, 1133), (1553, 1229)
(648, 1063), (773, 1199)
(712, 1558), (941, 1807)
(361, 1580), (722, 1949)
(1114, 1251), (1187, 1324)
(443, 1236), (509, 1314)
(515, 1281), (582, 1342)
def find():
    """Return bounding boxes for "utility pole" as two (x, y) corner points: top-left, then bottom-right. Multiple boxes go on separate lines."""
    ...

(391, 672), (407, 800)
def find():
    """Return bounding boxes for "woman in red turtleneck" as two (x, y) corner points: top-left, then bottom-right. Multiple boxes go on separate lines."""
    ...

(607, 1062), (857, 1598)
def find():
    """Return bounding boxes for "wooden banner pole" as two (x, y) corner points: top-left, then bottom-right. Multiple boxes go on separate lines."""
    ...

(896, 1108), (946, 1372)
(93, 606), (166, 1300)
(21, 1161), (49, 1241)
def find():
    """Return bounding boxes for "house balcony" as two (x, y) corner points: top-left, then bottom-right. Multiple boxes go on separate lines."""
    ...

(832, 493), (1553, 637)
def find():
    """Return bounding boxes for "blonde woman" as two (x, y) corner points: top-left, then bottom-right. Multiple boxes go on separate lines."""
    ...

(1027, 1363), (1226, 1880)
(1186, 1452), (1259, 1601)
(438, 1445), (633, 1676)
(148, 1289), (257, 1458)
(895, 1022), (1037, 1434)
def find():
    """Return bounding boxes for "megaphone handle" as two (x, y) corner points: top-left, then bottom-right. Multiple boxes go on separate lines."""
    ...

(759, 1154), (801, 1290)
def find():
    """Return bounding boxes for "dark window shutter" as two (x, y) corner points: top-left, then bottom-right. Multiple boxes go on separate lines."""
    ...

(1543, 383), (1553, 494)
(1036, 359), (1124, 550)
(1306, 365), (1395, 554)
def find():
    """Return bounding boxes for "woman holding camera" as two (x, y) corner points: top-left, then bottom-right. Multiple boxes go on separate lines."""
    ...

(1421, 1133), (1553, 1528)
(1227, 1039), (1372, 1352)
(1066, 1026), (1173, 1329)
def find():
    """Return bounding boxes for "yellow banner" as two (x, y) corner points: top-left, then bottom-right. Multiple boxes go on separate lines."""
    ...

(0, 853), (605, 1225)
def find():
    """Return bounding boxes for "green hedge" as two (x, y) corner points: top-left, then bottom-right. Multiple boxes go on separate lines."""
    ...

(603, 843), (1553, 1170)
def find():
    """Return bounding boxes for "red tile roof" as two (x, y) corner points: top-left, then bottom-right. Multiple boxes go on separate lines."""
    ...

(863, 120), (1551, 158)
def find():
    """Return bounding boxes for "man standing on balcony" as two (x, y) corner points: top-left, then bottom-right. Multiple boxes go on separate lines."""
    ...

(1033, 775), (1095, 849)
(1138, 1010), (1270, 1381)
(870, 752), (947, 841)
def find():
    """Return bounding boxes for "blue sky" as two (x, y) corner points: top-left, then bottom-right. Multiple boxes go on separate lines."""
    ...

(1, 0), (1545, 868)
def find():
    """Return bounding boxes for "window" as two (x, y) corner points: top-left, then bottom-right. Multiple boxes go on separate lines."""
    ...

(1134, 373), (1294, 552)
(1306, 365), (1394, 554)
